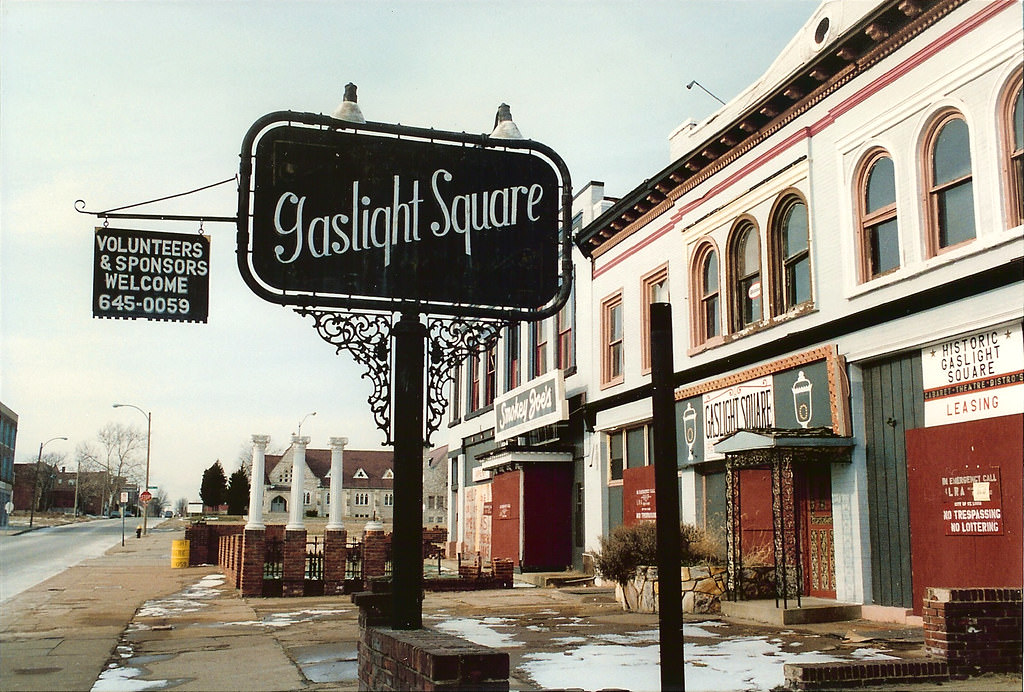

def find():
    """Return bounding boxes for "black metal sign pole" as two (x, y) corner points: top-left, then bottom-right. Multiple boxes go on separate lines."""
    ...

(651, 302), (685, 692)
(391, 312), (426, 630)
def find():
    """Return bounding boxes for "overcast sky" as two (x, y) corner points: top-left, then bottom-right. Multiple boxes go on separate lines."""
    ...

(1, 0), (815, 506)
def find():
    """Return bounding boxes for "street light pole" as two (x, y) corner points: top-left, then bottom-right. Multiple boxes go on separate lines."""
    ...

(297, 411), (316, 437)
(29, 436), (68, 528)
(73, 454), (81, 518)
(113, 403), (152, 536)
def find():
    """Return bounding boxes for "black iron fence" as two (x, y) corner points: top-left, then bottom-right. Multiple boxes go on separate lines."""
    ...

(305, 536), (324, 581)
(264, 539), (283, 580)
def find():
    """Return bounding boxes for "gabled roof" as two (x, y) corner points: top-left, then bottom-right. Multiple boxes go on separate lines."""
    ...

(427, 445), (448, 469)
(575, 0), (950, 257)
(265, 447), (394, 489)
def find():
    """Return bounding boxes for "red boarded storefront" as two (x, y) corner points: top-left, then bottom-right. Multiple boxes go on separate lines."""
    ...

(488, 454), (573, 572)
(906, 414), (1023, 615)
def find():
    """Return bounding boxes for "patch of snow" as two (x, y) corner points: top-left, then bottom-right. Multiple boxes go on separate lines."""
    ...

(599, 630), (661, 644)
(432, 617), (523, 649)
(522, 633), (902, 692)
(91, 667), (170, 691)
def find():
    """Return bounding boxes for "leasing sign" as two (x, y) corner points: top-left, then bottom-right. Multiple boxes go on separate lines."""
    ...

(922, 323), (1024, 427)
(237, 112), (571, 319)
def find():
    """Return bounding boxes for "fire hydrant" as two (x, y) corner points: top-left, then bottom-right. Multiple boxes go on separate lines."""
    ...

(136, 526), (142, 538)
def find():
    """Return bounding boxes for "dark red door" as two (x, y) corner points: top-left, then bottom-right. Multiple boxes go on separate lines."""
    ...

(800, 466), (836, 598)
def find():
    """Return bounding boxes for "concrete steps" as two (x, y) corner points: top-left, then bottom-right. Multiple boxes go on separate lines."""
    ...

(515, 571), (594, 588)
(721, 597), (862, 625)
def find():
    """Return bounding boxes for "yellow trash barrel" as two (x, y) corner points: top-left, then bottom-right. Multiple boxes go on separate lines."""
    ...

(171, 539), (190, 568)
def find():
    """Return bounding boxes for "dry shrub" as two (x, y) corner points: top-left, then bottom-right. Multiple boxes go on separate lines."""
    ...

(594, 522), (725, 587)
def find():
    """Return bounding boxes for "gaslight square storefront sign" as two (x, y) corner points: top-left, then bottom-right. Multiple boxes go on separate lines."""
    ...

(236, 111), (572, 320)
(922, 322), (1024, 427)
(676, 346), (849, 465)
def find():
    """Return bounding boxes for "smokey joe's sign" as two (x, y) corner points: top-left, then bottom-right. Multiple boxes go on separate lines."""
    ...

(237, 112), (572, 319)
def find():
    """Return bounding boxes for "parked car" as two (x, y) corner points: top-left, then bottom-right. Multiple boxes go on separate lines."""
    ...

(162, 510), (173, 518)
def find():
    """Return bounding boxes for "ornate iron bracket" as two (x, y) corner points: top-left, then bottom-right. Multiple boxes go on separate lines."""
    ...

(298, 309), (395, 444)
(298, 309), (505, 448)
(425, 317), (505, 445)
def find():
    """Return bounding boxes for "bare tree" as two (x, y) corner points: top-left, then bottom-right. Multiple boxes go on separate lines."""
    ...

(77, 422), (146, 513)
(26, 452), (67, 512)
(148, 489), (168, 517)
(174, 497), (188, 516)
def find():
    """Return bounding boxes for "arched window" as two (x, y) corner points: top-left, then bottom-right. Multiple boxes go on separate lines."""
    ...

(729, 220), (762, 331)
(691, 243), (720, 345)
(857, 151), (900, 280)
(1002, 71), (1023, 227)
(771, 195), (812, 314)
(925, 111), (975, 253)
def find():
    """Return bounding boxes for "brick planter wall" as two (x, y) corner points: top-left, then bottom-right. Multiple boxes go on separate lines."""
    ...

(786, 586), (1023, 689)
(353, 591), (509, 691)
(363, 530), (389, 588)
(923, 587), (1023, 675)
(218, 534), (242, 589)
(240, 528), (266, 597)
(785, 660), (951, 690)
(323, 529), (349, 596)
(282, 529), (307, 597)
(184, 522), (245, 566)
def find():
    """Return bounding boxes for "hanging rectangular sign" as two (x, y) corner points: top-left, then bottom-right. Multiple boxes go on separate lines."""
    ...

(494, 370), (568, 443)
(93, 227), (210, 323)
(236, 111), (572, 320)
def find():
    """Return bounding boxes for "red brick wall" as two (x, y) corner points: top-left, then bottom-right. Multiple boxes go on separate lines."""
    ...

(240, 529), (265, 597)
(282, 529), (307, 597)
(323, 529), (348, 597)
(923, 587), (1023, 675)
(184, 522), (245, 566)
(358, 626), (509, 691)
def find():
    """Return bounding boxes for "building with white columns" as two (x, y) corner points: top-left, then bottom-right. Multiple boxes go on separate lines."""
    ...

(260, 441), (396, 525)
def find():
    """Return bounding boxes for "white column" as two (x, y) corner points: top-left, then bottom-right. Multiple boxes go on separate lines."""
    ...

(246, 434), (271, 530)
(327, 436), (348, 530)
(287, 435), (310, 531)
(456, 453), (466, 550)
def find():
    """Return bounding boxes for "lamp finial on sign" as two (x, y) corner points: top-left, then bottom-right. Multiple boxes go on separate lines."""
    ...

(333, 82), (366, 124)
(490, 103), (523, 139)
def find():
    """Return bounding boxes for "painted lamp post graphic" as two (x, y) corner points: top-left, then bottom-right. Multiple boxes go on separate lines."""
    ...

(236, 87), (572, 630)
(683, 402), (697, 462)
(792, 370), (813, 428)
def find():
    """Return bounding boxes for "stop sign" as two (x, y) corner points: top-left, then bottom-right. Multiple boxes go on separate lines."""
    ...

(140, 491), (152, 503)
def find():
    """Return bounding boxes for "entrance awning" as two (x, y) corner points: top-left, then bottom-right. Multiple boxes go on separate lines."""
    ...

(479, 444), (573, 472)
(715, 428), (853, 610)
(714, 427), (854, 456)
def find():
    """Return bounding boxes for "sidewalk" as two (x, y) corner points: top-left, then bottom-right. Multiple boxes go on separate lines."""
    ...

(1, 523), (1020, 691)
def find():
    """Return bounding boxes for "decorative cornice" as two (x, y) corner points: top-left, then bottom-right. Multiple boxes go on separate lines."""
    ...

(580, 0), (978, 259)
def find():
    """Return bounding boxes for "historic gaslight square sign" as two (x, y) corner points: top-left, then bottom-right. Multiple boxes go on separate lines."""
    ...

(236, 111), (572, 319)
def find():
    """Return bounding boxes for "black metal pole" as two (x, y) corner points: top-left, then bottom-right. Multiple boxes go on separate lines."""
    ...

(651, 302), (684, 692)
(391, 312), (426, 630)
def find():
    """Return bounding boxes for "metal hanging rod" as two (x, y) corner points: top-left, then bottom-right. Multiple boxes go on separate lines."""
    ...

(75, 176), (238, 223)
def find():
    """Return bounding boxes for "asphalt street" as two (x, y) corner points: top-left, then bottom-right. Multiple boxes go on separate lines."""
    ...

(0, 518), (148, 603)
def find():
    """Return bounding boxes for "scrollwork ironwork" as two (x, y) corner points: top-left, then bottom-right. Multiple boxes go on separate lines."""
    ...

(424, 317), (506, 444)
(298, 309), (395, 444)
